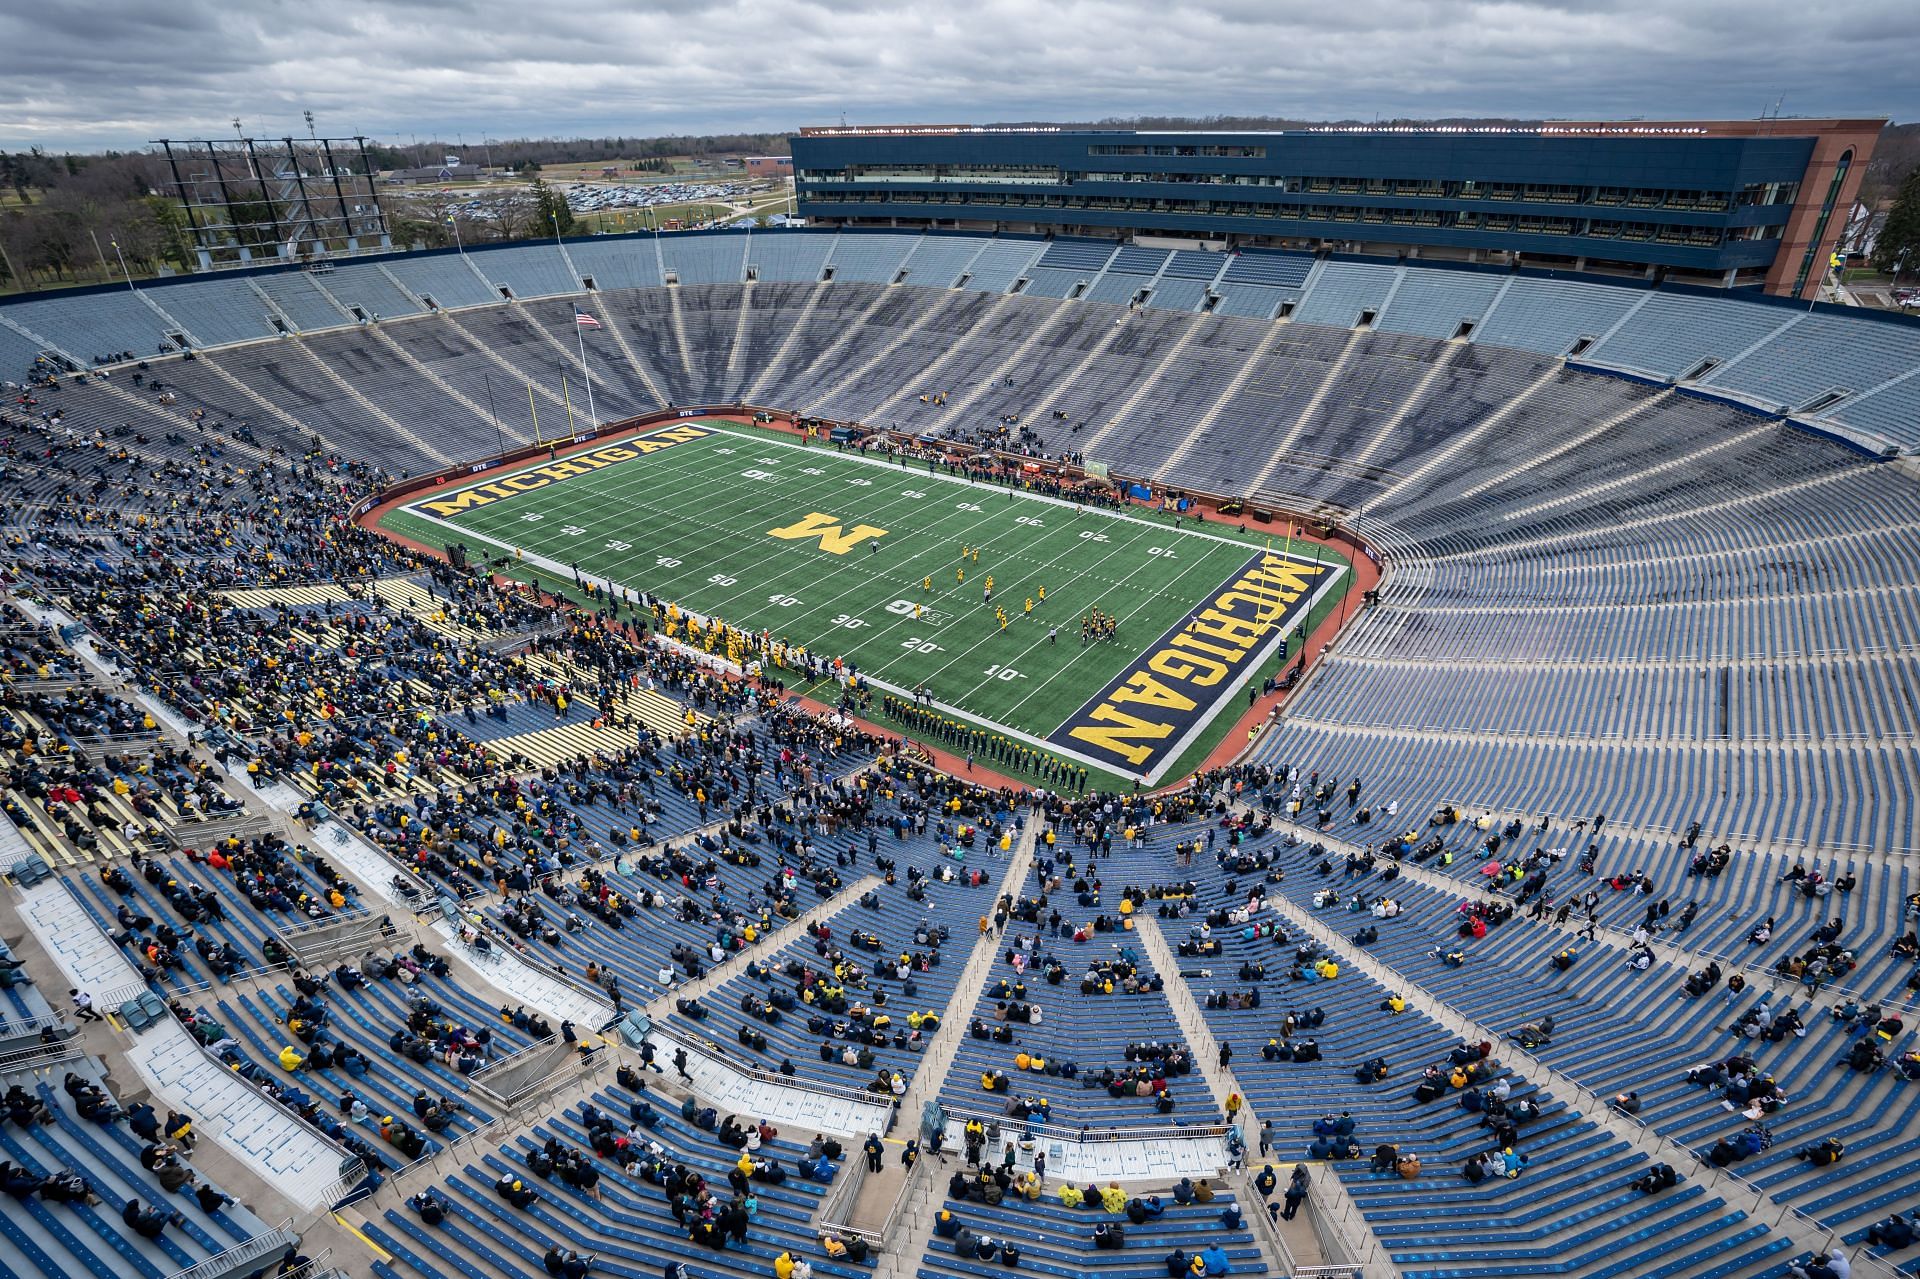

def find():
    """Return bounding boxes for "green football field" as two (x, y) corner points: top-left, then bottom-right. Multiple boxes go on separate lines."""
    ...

(382, 421), (1350, 784)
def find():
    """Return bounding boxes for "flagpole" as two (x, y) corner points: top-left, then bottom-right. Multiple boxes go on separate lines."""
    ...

(483, 370), (504, 458)
(561, 371), (577, 438)
(528, 381), (542, 446)
(574, 311), (597, 428)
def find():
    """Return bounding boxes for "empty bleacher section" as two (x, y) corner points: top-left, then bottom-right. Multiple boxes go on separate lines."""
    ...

(749, 232), (836, 284)
(1375, 270), (1505, 339)
(1142, 279), (1211, 312)
(252, 272), (352, 332)
(559, 239), (662, 293)
(323, 262), (429, 320)
(473, 244), (581, 301)
(1585, 291), (1793, 380)
(1035, 241), (1120, 274)
(1018, 269), (1090, 300)
(798, 288), (991, 419)
(1706, 309), (1920, 415)
(660, 235), (745, 285)
(897, 236), (987, 289)
(153, 276), (280, 347)
(1290, 261), (1399, 327)
(826, 232), (919, 283)
(1470, 277), (1644, 356)
(383, 254), (498, 310)
(956, 239), (1047, 293)
(1210, 284), (1297, 319)
(1220, 250), (1315, 290)
(1161, 249), (1228, 281)
(7, 289), (176, 362)
(1830, 365), (1920, 445)
(0, 323), (47, 377)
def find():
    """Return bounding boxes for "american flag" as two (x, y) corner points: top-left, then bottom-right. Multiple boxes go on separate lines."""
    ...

(574, 308), (601, 329)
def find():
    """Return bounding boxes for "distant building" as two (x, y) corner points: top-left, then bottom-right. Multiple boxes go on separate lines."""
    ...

(384, 164), (488, 186)
(745, 155), (794, 178)
(792, 119), (1883, 299)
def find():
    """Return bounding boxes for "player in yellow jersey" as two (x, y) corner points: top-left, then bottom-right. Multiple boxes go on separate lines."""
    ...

(957, 566), (965, 584)
(1037, 585), (1046, 603)
(923, 575), (932, 592)
(1024, 597), (1033, 617)
(914, 603), (923, 620)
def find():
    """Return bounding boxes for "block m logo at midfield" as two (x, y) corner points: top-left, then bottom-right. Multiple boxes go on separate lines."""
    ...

(766, 512), (888, 556)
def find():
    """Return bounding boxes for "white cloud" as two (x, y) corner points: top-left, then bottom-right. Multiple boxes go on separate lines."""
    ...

(0, 0), (1912, 151)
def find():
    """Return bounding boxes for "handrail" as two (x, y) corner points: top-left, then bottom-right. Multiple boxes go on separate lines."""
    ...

(473, 1043), (586, 1111)
(0, 1038), (86, 1075)
(464, 1033), (561, 1090)
(272, 906), (383, 938)
(379, 1118), (497, 1195)
(0, 1013), (68, 1040)
(263, 1247), (333, 1279)
(158, 1216), (297, 1279)
(1305, 1178), (1384, 1275)
(819, 1145), (928, 1253)
(811, 1145), (869, 1233)
(871, 1149), (928, 1251)
(316, 1158), (371, 1210)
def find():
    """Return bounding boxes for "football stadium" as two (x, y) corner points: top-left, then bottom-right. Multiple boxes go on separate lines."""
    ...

(0, 102), (1917, 1279)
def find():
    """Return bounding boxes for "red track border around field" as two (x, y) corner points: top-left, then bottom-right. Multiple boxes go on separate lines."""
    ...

(354, 408), (1380, 794)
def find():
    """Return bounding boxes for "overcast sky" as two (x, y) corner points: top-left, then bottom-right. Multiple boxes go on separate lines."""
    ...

(2, 0), (1914, 153)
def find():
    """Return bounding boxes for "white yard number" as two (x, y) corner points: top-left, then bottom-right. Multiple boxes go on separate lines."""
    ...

(984, 665), (1026, 681)
(741, 468), (778, 481)
(655, 556), (682, 568)
(1079, 530), (1110, 543)
(604, 540), (631, 551)
(885, 600), (918, 616)
(846, 477), (873, 487)
(708, 574), (738, 587)
(955, 502), (982, 513)
(520, 512), (544, 522)
(900, 489), (926, 499)
(828, 613), (868, 630)
(1015, 515), (1045, 527)
(757, 458), (781, 465)
(801, 467), (825, 476)
(560, 525), (587, 536)
(1147, 545), (1177, 558)
(768, 594), (801, 607)
(901, 636), (942, 654)
(713, 447), (736, 455)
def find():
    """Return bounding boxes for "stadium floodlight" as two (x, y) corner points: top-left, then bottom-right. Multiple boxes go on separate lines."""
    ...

(152, 133), (391, 271)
